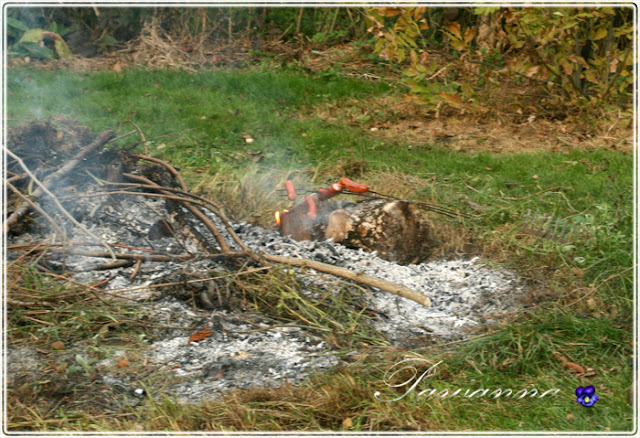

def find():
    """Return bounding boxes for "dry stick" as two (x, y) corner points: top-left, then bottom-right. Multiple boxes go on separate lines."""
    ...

(99, 183), (250, 253)
(104, 266), (272, 295)
(5, 174), (26, 184)
(122, 128), (195, 152)
(6, 181), (67, 243)
(7, 242), (158, 254)
(41, 247), (194, 262)
(103, 180), (250, 255)
(44, 272), (138, 302)
(128, 153), (188, 191)
(122, 121), (148, 154)
(123, 173), (232, 254)
(140, 198), (191, 255)
(82, 186), (255, 257)
(262, 254), (431, 307)
(3, 131), (117, 259)
(106, 129), (138, 144)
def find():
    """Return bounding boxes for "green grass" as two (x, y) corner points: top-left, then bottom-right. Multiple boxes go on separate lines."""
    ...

(5, 65), (635, 432)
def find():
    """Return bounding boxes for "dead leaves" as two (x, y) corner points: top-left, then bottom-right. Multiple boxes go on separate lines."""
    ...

(439, 91), (463, 108)
(188, 327), (212, 344)
(553, 352), (596, 378)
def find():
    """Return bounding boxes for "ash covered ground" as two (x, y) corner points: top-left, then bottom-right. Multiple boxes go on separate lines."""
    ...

(8, 174), (528, 404)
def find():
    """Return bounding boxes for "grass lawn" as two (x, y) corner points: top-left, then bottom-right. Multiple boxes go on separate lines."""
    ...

(5, 65), (635, 432)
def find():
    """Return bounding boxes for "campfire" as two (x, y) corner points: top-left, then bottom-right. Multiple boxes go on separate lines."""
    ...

(5, 118), (528, 403)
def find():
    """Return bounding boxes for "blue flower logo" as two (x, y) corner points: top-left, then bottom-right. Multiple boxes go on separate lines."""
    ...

(575, 385), (599, 407)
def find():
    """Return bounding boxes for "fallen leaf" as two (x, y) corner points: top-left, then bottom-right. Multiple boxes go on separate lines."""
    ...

(342, 417), (353, 428)
(378, 7), (401, 17)
(570, 268), (584, 276)
(564, 362), (586, 374)
(526, 65), (541, 77)
(51, 341), (66, 350)
(445, 21), (462, 39)
(566, 413), (574, 420)
(117, 357), (130, 368)
(587, 298), (597, 310)
(440, 92), (463, 108)
(188, 327), (212, 344)
(464, 28), (475, 43)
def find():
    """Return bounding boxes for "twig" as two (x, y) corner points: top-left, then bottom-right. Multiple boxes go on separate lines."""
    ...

(122, 121), (148, 154)
(22, 315), (54, 326)
(107, 129), (138, 144)
(129, 153), (187, 191)
(261, 254), (431, 307)
(6, 181), (67, 242)
(122, 128), (195, 152)
(39, 247), (194, 262)
(500, 186), (569, 201)
(122, 173), (232, 253)
(129, 259), (142, 280)
(105, 266), (272, 295)
(83, 260), (135, 271)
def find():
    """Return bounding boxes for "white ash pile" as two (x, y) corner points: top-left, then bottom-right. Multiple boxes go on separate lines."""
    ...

(233, 221), (526, 346)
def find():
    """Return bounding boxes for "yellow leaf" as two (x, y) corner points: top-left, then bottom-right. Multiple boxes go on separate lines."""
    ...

(620, 69), (629, 77)
(445, 22), (462, 39)
(342, 417), (353, 428)
(593, 27), (608, 41)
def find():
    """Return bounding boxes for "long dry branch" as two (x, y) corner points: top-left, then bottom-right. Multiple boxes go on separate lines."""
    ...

(262, 254), (431, 307)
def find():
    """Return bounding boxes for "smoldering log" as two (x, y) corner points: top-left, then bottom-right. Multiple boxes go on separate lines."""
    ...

(278, 198), (438, 265)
